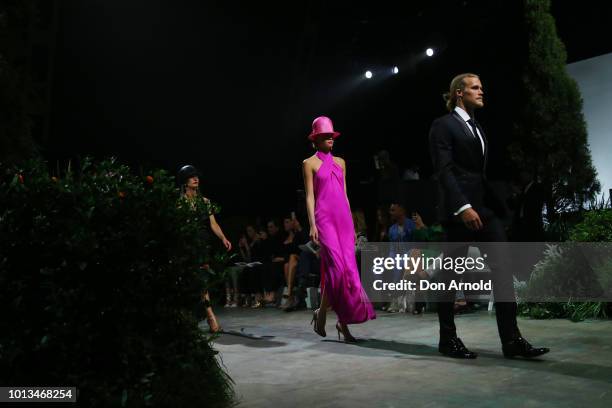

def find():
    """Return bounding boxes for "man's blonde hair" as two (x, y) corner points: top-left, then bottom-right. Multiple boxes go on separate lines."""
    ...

(443, 73), (479, 112)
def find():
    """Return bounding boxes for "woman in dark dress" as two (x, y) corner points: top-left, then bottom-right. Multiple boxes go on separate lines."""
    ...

(262, 219), (285, 305)
(178, 165), (232, 333)
(248, 227), (269, 308)
(236, 224), (266, 307)
(280, 214), (307, 311)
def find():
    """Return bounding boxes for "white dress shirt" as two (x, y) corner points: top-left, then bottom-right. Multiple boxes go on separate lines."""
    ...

(452, 106), (486, 216)
(454, 106), (485, 154)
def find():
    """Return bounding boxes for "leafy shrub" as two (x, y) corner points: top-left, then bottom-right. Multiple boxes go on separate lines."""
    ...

(518, 209), (612, 321)
(518, 300), (608, 322)
(0, 158), (233, 407)
(569, 209), (612, 242)
(518, 244), (605, 300)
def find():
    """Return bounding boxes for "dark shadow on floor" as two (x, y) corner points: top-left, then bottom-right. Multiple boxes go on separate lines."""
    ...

(354, 338), (612, 383)
(352, 338), (440, 356)
(471, 351), (612, 383)
(213, 330), (286, 348)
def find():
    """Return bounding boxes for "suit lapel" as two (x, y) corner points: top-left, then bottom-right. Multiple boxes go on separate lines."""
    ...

(475, 122), (488, 171)
(451, 112), (484, 157)
(451, 112), (474, 141)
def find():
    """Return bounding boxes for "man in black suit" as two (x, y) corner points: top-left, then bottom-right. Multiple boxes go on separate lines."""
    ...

(429, 73), (549, 359)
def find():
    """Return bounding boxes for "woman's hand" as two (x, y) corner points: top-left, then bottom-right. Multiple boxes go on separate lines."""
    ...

(238, 236), (248, 248)
(222, 238), (232, 251)
(412, 212), (426, 229)
(310, 225), (319, 245)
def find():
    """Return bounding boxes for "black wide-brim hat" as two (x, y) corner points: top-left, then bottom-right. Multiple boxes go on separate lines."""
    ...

(177, 164), (200, 184)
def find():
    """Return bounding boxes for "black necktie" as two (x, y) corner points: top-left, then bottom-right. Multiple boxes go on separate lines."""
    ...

(467, 119), (478, 138)
(467, 119), (484, 154)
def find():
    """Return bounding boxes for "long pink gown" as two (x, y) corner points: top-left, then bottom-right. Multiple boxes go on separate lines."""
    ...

(314, 150), (376, 324)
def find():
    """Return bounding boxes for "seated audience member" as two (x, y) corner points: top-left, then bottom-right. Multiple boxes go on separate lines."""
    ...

(384, 202), (416, 313)
(411, 212), (445, 242)
(410, 212), (458, 315)
(235, 225), (263, 307)
(407, 212), (428, 314)
(375, 206), (391, 242)
(389, 202), (416, 242)
(296, 247), (320, 309)
(279, 215), (296, 309)
(292, 214), (309, 246)
(263, 219), (285, 306)
(248, 227), (268, 308)
(352, 209), (368, 268)
(281, 213), (308, 311)
(224, 235), (245, 307)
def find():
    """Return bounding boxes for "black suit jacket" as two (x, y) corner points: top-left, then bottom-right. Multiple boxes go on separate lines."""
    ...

(429, 111), (505, 221)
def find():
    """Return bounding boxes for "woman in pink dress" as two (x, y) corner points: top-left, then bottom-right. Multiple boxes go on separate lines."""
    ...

(302, 116), (376, 342)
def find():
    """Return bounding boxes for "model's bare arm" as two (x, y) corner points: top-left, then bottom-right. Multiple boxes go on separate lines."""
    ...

(303, 160), (319, 245)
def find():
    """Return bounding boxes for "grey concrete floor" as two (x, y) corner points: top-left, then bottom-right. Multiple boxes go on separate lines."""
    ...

(208, 308), (612, 408)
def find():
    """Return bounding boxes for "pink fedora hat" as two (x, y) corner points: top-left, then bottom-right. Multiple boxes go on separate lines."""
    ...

(308, 116), (341, 141)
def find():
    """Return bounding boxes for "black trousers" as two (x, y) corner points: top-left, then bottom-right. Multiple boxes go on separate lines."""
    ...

(262, 261), (284, 292)
(296, 251), (320, 288)
(239, 265), (264, 294)
(439, 207), (519, 344)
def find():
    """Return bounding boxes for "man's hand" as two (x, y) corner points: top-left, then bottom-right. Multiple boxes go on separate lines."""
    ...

(459, 208), (483, 231)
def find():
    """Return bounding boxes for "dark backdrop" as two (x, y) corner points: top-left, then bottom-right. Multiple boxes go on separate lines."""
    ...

(45, 0), (612, 222)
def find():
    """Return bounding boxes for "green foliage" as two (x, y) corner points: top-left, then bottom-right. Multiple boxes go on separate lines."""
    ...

(569, 209), (612, 242)
(518, 300), (608, 322)
(569, 208), (612, 299)
(517, 244), (605, 301)
(517, 301), (566, 319)
(0, 158), (233, 407)
(510, 0), (600, 220)
(518, 208), (612, 321)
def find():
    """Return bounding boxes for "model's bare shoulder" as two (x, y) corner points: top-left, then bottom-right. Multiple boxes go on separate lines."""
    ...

(303, 155), (318, 167)
(333, 156), (346, 167)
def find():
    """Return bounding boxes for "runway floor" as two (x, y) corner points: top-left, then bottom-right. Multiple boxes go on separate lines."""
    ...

(206, 308), (612, 408)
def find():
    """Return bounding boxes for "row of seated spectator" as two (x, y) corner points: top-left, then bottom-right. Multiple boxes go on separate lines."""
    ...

(223, 215), (311, 311)
(223, 193), (532, 316)
(223, 210), (369, 312)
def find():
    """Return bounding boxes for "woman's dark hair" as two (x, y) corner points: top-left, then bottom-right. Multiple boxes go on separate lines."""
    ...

(267, 218), (279, 227)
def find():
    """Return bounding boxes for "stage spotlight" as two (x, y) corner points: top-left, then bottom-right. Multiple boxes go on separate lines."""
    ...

(392, 66), (399, 74)
(365, 70), (373, 79)
(426, 48), (434, 57)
